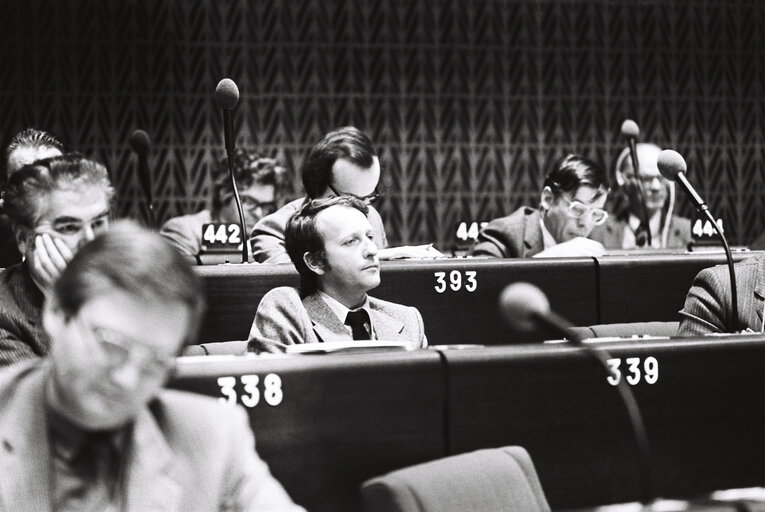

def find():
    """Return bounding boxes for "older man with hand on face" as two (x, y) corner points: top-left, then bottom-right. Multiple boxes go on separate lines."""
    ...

(248, 196), (428, 353)
(0, 221), (303, 511)
(0, 153), (113, 367)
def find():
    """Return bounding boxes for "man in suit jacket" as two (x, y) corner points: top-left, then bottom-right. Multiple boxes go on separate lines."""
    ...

(248, 196), (427, 353)
(590, 142), (692, 250)
(0, 221), (302, 511)
(470, 154), (610, 258)
(678, 255), (765, 336)
(0, 154), (113, 367)
(250, 126), (439, 264)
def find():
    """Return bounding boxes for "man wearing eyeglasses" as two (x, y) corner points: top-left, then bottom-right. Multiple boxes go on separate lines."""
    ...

(0, 153), (113, 367)
(471, 154), (609, 258)
(590, 143), (691, 250)
(0, 221), (304, 511)
(251, 126), (442, 263)
(160, 149), (290, 257)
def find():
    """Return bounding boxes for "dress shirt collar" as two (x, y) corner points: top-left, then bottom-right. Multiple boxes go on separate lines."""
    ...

(317, 290), (375, 337)
(539, 216), (558, 250)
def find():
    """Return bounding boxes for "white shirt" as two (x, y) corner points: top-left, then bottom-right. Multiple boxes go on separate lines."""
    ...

(540, 217), (558, 250)
(317, 290), (376, 339)
(625, 212), (662, 249)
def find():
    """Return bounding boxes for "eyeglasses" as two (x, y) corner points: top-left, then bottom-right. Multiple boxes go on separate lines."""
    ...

(76, 317), (175, 376)
(240, 195), (276, 214)
(558, 194), (608, 225)
(327, 184), (382, 205)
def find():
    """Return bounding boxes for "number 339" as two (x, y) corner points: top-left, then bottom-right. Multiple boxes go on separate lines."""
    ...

(606, 357), (658, 386)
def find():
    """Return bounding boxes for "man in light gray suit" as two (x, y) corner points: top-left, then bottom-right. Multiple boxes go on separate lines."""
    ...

(248, 196), (428, 353)
(0, 221), (303, 511)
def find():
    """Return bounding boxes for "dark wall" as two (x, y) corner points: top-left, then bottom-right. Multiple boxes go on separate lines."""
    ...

(2, 0), (764, 247)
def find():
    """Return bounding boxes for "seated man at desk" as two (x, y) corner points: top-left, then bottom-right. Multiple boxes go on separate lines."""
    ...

(678, 254), (765, 336)
(471, 154), (609, 258)
(590, 142), (692, 250)
(250, 126), (441, 263)
(161, 148), (290, 257)
(248, 196), (428, 353)
(0, 153), (113, 367)
(0, 221), (303, 510)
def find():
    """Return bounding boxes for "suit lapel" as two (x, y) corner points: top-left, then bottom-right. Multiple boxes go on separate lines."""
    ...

(369, 300), (406, 341)
(303, 293), (351, 342)
(753, 257), (765, 331)
(523, 210), (543, 256)
(123, 405), (181, 512)
(0, 365), (52, 512)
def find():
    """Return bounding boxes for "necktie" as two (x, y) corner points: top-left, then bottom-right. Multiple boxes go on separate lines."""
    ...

(345, 309), (371, 340)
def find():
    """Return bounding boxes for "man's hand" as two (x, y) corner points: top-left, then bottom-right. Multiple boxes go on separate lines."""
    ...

(378, 244), (444, 260)
(534, 237), (605, 258)
(28, 233), (74, 292)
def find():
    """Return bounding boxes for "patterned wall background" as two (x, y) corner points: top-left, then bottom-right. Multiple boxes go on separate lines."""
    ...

(1, 0), (764, 248)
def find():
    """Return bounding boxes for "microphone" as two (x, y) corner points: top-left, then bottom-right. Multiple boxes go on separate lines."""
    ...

(499, 282), (653, 506)
(129, 129), (155, 228)
(621, 119), (651, 247)
(215, 78), (248, 263)
(657, 150), (738, 332)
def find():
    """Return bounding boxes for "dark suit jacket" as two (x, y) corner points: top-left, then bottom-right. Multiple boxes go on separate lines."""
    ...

(0, 262), (50, 368)
(0, 360), (304, 512)
(678, 255), (765, 336)
(470, 207), (543, 258)
(247, 286), (428, 353)
(590, 214), (692, 250)
(250, 197), (389, 264)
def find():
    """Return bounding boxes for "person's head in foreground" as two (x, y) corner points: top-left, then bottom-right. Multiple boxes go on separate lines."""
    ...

(540, 154), (609, 243)
(43, 220), (203, 430)
(286, 195), (379, 307)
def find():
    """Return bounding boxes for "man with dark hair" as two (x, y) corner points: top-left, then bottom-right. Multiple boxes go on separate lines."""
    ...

(160, 149), (290, 256)
(0, 127), (65, 267)
(0, 153), (113, 366)
(470, 154), (610, 258)
(0, 221), (303, 511)
(590, 143), (691, 249)
(251, 126), (441, 263)
(248, 196), (427, 353)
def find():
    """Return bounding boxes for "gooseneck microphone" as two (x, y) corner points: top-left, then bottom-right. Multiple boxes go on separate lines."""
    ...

(215, 78), (248, 263)
(500, 282), (653, 506)
(129, 129), (155, 228)
(620, 119), (651, 247)
(657, 150), (739, 333)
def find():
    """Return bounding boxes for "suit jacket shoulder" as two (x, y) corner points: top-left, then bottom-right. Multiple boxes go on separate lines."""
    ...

(666, 215), (692, 249)
(678, 255), (764, 336)
(250, 198), (389, 264)
(248, 286), (317, 352)
(470, 207), (543, 258)
(159, 209), (212, 256)
(0, 263), (50, 368)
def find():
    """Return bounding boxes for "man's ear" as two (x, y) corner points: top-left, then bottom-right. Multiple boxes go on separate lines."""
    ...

(303, 252), (326, 276)
(540, 186), (555, 211)
(12, 225), (30, 255)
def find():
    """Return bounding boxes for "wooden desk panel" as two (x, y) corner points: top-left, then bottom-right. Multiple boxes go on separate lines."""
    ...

(443, 338), (765, 509)
(595, 251), (759, 324)
(170, 351), (446, 512)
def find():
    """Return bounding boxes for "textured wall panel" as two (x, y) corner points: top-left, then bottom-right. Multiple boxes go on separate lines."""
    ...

(1, 0), (764, 247)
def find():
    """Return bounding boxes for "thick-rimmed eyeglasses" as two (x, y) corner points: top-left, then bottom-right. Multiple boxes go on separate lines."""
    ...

(558, 194), (608, 225)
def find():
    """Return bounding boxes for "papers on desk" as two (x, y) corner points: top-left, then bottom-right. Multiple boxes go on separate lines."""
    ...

(544, 335), (671, 344)
(285, 340), (412, 354)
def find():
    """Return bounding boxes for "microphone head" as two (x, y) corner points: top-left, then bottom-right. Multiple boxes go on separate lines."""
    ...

(215, 78), (240, 110)
(129, 129), (150, 154)
(656, 149), (687, 180)
(620, 119), (640, 139)
(498, 282), (550, 332)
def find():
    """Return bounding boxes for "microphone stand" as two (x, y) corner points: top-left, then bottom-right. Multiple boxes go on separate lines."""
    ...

(221, 108), (248, 264)
(628, 139), (652, 247)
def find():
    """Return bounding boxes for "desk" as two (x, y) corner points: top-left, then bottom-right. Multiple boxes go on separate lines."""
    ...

(444, 337), (765, 509)
(171, 350), (446, 512)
